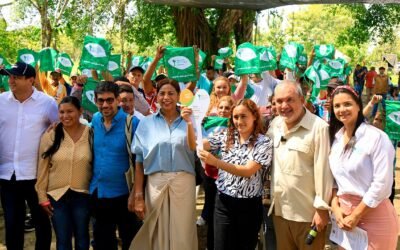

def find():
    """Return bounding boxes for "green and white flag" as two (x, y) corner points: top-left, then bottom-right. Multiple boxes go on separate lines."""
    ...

(257, 46), (277, 71)
(304, 64), (331, 101)
(218, 47), (233, 59)
(279, 42), (303, 70)
(56, 53), (74, 76)
(298, 53), (308, 67)
(0, 75), (9, 91)
(81, 69), (94, 79)
(79, 36), (112, 71)
(214, 56), (224, 70)
(81, 79), (99, 113)
(385, 100), (400, 141)
(314, 44), (335, 60)
(107, 54), (122, 77)
(0, 54), (10, 67)
(325, 59), (345, 78)
(17, 49), (39, 67)
(198, 50), (207, 70)
(235, 42), (260, 75)
(39, 48), (58, 72)
(164, 47), (197, 82)
(203, 116), (229, 137)
(130, 56), (145, 68)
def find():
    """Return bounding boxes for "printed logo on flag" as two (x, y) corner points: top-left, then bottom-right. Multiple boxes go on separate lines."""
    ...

(236, 48), (257, 61)
(0, 58), (3, 65)
(108, 61), (119, 71)
(85, 43), (106, 58)
(215, 58), (224, 65)
(132, 57), (141, 67)
(388, 111), (400, 125)
(329, 60), (342, 70)
(219, 47), (230, 54)
(284, 45), (297, 58)
(58, 57), (72, 67)
(20, 54), (35, 64)
(85, 90), (96, 105)
(319, 45), (328, 56)
(81, 69), (92, 78)
(260, 50), (269, 61)
(168, 56), (192, 70)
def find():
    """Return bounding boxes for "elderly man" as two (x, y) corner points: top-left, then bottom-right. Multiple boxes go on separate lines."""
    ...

(268, 80), (333, 250)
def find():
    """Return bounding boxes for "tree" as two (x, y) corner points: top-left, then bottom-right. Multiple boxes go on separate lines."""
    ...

(127, 1), (256, 55)
(332, 4), (400, 45)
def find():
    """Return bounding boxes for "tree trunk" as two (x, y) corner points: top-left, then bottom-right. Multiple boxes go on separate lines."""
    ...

(216, 9), (242, 48)
(40, 11), (52, 48)
(172, 7), (213, 53)
(234, 10), (255, 47)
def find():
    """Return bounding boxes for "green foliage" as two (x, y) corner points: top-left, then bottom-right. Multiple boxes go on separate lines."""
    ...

(332, 4), (400, 45)
(125, 0), (176, 50)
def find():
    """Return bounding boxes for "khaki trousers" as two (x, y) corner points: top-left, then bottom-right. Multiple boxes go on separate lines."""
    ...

(273, 215), (326, 250)
(130, 172), (198, 250)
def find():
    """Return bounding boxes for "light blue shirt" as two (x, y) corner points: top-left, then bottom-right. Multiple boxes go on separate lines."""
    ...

(196, 74), (213, 94)
(90, 108), (139, 198)
(132, 112), (195, 175)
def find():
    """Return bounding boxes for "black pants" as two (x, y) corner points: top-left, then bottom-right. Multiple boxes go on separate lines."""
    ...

(91, 191), (142, 250)
(0, 176), (52, 250)
(201, 175), (217, 250)
(214, 192), (263, 250)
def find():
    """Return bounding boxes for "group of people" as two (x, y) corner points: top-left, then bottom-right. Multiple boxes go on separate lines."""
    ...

(0, 43), (398, 250)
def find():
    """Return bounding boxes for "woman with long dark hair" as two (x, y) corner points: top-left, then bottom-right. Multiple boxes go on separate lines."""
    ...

(36, 96), (92, 250)
(328, 86), (398, 249)
(195, 99), (272, 250)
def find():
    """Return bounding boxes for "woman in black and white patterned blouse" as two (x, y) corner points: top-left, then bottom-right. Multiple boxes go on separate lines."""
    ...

(189, 99), (272, 250)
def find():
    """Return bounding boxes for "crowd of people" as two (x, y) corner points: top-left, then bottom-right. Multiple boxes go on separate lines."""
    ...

(0, 43), (399, 250)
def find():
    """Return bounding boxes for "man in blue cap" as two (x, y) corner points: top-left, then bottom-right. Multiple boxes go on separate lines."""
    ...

(0, 62), (58, 250)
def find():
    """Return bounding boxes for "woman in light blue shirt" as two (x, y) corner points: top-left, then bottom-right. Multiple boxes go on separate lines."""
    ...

(128, 78), (198, 250)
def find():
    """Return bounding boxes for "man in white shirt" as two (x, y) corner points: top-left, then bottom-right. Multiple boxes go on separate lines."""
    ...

(249, 71), (279, 107)
(0, 62), (58, 250)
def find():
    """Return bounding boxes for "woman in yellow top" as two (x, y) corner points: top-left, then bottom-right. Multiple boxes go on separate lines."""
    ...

(38, 70), (67, 103)
(36, 96), (92, 250)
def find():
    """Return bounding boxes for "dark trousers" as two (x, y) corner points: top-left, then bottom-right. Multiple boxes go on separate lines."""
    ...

(50, 190), (91, 250)
(91, 192), (142, 250)
(263, 205), (277, 250)
(0, 176), (52, 250)
(214, 192), (263, 250)
(201, 175), (217, 250)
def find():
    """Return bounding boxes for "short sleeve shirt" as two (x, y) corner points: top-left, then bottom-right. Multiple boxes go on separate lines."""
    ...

(208, 131), (272, 198)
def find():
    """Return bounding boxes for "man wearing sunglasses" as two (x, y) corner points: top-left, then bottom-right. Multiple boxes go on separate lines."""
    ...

(90, 81), (142, 250)
(0, 62), (58, 250)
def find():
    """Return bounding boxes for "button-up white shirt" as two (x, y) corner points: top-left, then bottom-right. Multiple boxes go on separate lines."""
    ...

(0, 89), (58, 180)
(250, 71), (279, 107)
(329, 123), (395, 208)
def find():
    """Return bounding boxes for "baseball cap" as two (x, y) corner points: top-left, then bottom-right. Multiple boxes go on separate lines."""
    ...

(129, 66), (145, 74)
(0, 62), (36, 78)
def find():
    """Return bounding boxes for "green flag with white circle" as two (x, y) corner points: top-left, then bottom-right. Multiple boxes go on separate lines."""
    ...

(279, 42), (303, 70)
(39, 48), (58, 72)
(81, 79), (99, 113)
(298, 53), (308, 67)
(385, 100), (400, 141)
(79, 36), (112, 71)
(314, 44), (335, 60)
(257, 46), (277, 71)
(17, 49), (39, 67)
(56, 53), (74, 76)
(325, 59), (344, 78)
(107, 54), (122, 77)
(235, 42), (260, 75)
(130, 56), (145, 69)
(164, 47), (197, 82)
(214, 56), (224, 70)
(218, 47), (233, 59)
(0, 54), (10, 91)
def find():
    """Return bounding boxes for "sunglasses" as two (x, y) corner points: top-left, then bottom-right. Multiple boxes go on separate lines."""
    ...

(96, 97), (115, 105)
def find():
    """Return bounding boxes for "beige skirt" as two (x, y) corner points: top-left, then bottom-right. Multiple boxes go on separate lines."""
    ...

(130, 172), (198, 250)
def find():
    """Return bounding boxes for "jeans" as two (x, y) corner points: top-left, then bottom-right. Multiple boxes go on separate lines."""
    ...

(201, 175), (217, 250)
(0, 175), (52, 250)
(50, 190), (90, 250)
(214, 192), (263, 250)
(354, 82), (364, 97)
(371, 93), (387, 118)
(91, 191), (142, 250)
